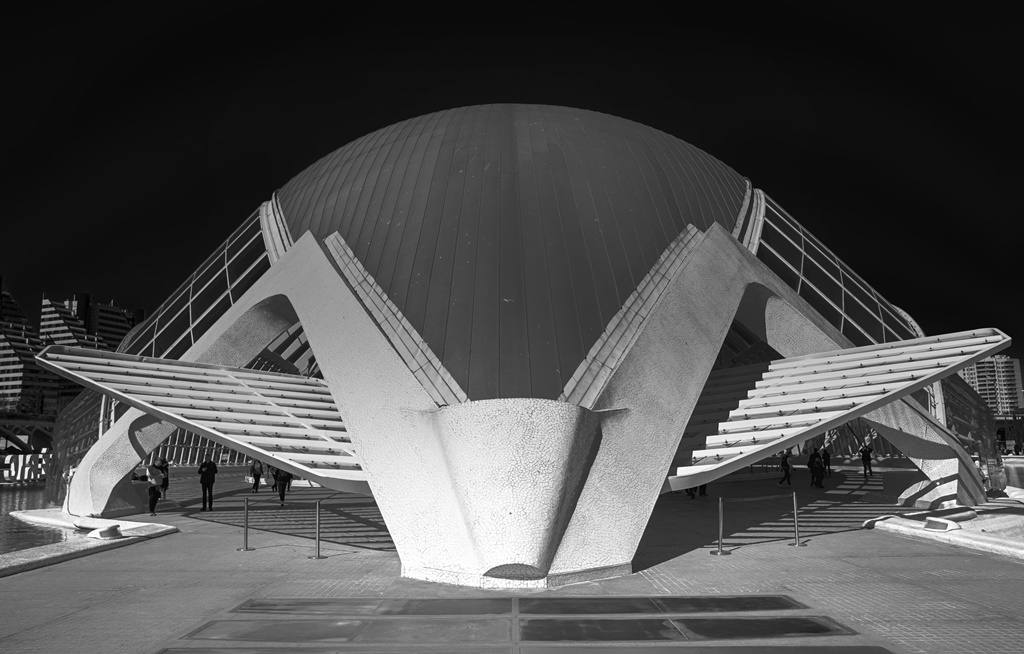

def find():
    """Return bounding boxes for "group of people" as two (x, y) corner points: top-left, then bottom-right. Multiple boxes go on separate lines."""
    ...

(139, 456), (296, 515)
(806, 447), (830, 487)
(144, 457), (220, 515)
(248, 459), (294, 506)
(777, 441), (875, 487)
(776, 448), (830, 487)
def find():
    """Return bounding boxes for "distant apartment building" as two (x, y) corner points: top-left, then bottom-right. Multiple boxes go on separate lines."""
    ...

(1, 277), (144, 417)
(39, 294), (144, 410)
(958, 354), (1024, 416)
(1, 285), (59, 416)
(39, 294), (140, 351)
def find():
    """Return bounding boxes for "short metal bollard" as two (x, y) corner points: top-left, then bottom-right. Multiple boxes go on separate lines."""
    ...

(308, 500), (326, 560)
(788, 491), (806, 547)
(709, 496), (730, 555)
(237, 497), (254, 551)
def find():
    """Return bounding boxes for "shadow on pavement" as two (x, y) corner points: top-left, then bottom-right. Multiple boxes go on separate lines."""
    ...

(156, 472), (396, 552)
(632, 469), (923, 572)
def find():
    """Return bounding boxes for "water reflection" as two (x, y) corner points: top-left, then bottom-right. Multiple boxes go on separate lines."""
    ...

(0, 484), (69, 554)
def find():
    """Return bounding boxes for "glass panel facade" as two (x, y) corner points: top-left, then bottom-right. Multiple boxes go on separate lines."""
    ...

(120, 209), (268, 359)
(755, 195), (920, 348)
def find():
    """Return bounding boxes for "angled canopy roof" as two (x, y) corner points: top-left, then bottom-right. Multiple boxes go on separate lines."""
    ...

(277, 104), (749, 401)
(668, 328), (1011, 490)
(36, 346), (367, 489)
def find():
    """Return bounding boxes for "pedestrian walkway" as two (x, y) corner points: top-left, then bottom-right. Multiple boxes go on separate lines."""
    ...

(2, 469), (1024, 653)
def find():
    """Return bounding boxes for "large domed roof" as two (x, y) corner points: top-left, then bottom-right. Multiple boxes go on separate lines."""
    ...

(276, 104), (748, 400)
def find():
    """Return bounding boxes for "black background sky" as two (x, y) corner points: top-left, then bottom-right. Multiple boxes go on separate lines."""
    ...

(2, 5), (1021, 359)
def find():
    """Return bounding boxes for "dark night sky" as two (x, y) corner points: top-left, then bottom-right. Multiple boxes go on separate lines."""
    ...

(2, 6), (1021, 359)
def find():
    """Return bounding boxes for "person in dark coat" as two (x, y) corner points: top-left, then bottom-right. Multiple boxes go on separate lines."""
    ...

(273, 468), (293, 506)
(821, 447), (831, 477)
(248, 459), (263, 493)
(198, 458), (218, 511)
(777, 451), (792, 486)
(157, 457), (170, 499)
(145, 463), (164, 516)
(859, 441), (874, 477)
(807, 449), (823, 488)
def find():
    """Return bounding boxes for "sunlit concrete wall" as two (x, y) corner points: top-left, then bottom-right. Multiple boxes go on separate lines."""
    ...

(65, 223), (985, 583)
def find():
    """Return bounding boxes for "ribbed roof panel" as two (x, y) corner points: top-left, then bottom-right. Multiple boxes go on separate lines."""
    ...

(277, 105), (748, 401)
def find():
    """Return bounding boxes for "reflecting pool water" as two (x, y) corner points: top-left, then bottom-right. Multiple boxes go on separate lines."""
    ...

(0, 484), (72, 555)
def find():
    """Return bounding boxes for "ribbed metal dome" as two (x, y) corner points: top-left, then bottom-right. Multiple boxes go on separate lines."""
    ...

(277, 104), (748, 400)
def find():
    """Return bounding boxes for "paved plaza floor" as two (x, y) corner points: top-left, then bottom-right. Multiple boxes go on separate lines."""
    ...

(2, 468), (1024, 653)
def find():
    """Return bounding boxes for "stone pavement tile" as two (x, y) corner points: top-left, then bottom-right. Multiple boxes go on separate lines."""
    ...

(4, 469), (1024, 653)
(641, 524), (1024, 654)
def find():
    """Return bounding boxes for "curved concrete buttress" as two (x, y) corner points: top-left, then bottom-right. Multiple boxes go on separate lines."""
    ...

(549, 225), (852, 577)
(217, 234), (482, 584)
(66, 295), (301, 517)
(548, 225), (985, 579)
(216, 235), (614, 587)
(733, 281), (845, 358)
(862, 402), (987, 507)
(733, 267), (985, 506)
(433, 398), (601, 581)
(550, 226), (776, 577)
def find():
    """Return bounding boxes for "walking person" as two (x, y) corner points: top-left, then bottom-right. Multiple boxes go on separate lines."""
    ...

(157, 457), (170, 501)
(807, 449), (823, 488)
(274, 467), (293, 506)
(811, 448), (825, 488)
(821, 446), (831, 477)
(859, 441), (874, 477)
(146, 462), (164, 516)
(777, 450), (792, 486)
(198, 458), (218, 511)
(249, 459), (263, 493)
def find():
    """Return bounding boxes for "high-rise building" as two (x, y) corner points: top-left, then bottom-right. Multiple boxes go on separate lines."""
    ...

(38, 295), (143, 411)
(958, 355), (1023, 415)
(39, 294), (139, 351)
(1, 278), (144, 419)
(40, 299), (105, 349)
(0, 283), (59, 416)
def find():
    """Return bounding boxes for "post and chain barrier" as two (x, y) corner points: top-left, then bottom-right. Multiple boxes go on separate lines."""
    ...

(788, 491), (807, 547)
(308, 500), (326, 560)
(235, 496), (328, 559)
(708, 491), (804, 555)
(236, 497), (255, 551)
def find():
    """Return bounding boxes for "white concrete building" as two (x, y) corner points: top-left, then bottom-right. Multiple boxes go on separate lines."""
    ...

(39, 105), (1011, 588)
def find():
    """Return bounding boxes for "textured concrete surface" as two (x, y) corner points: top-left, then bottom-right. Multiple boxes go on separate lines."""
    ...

(58, 214), (990, 587)
(2, 470), (1024, 653)
(432, 398), (601, 585)
(65, 293), (299, 518)
(871, 493), (1024, 561)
